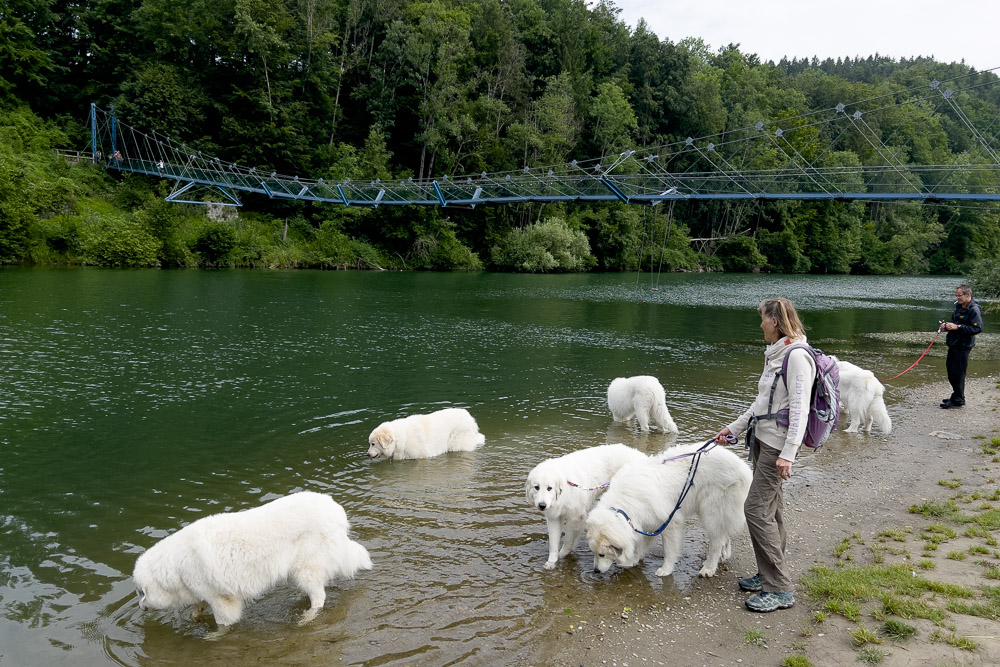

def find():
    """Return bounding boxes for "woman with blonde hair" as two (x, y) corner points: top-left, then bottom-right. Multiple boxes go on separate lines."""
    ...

(714, 297), (814, 613)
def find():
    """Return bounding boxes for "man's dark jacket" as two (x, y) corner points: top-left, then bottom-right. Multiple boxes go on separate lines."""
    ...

(946, 299), (984, 350)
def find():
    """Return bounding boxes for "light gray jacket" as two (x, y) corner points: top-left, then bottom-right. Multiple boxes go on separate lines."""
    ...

(727, 336), (816, 462)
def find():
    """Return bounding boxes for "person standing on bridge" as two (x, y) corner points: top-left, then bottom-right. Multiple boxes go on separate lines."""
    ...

(714, 297), (814, 614)
(939, 284), (983, 409)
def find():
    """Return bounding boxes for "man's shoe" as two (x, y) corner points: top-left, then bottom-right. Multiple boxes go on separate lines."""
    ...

(739, 573), (762, 592)
(940, 401), (964, 409)
(745, 591), (795, 613)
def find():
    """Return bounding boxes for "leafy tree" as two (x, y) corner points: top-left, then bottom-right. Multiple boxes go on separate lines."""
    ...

(194, 222), (238, 266)
(491, 216), (594, 272)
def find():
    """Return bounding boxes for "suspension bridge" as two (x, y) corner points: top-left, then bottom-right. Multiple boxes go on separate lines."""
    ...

(88, 68), (1000, 208)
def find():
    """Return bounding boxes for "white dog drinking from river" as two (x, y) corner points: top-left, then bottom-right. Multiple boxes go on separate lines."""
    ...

(607, 376), (679, 433)
(834, 358), (892, 434)
(525, 443), (649, 569)
(367, 407), (485, 460)
(132, 491), (372, 629)
(586, 442), (751, 577)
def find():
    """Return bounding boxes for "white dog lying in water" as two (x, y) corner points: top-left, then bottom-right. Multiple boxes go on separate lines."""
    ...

(525, 443), (649, 569)
(367, 407), (485, 460)
(132, 491), (372, 628)
(607, 376), (679, 433)
(834, 358), (892, 434)
(586, 442), (751, 577)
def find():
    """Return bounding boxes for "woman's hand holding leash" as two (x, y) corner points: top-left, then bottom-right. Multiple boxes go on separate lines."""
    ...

(713, 428), (733, 444)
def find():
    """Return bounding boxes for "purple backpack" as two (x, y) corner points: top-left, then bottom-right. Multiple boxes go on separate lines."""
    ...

(758, 344), (841, 450)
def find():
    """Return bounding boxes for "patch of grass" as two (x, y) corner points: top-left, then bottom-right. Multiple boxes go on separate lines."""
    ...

(950, 507), (1000, 529)
(880, 593), (948, 623)
(805, 563), (973, 602)
(870, 545), (886, 564)
(744, 627), (767, 648)
(918, 558), (936, 569)
(881, 618), (917, 641)
(876, 529), (908, 542)
(797, 620), (813, 637)
(812, 610), (827, 623)
(910, 499), (959, 519)
(824, 599), (862, 622)
(856, 645), (886, 664)
(923, 524), (958, 541)
(988, 537), (998, 547)
(970, 545), (990, 555)
(939, 478), (962, 489)
(781, 656), (813, 667)
(948, 584), (1000, 621)
(985, 565), (1000, 579)
(833, 537), (853, 559)
(930, 629), (978, 650)
(851, 624), (881, 646)
(964, 525), (991, 538)
(947, 551), (968, 561)
(790, 640), (808, 651)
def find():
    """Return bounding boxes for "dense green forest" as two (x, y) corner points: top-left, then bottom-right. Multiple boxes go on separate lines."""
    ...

(2, 0), (1000, 279)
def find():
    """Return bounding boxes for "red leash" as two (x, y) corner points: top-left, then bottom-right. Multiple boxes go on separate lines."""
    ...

(880, 330), (942, 382)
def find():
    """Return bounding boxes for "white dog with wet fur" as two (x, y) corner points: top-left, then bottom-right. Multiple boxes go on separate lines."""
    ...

(525, 443), (649, 569)
(586, 442), (751, 578)
(367, 407), (485, 460)
(132, 491), (372, 629)
(607, 376), (679, 433)
(833, 357), (892, 434)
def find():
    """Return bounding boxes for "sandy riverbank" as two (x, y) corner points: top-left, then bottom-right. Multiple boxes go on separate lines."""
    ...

(534, 375), (1000, 667)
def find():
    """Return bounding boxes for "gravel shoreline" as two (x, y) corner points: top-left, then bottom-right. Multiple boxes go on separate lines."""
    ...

(534, 375), (1000, 667)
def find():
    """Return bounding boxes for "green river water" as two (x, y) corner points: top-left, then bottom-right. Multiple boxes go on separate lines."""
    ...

(0, 267), (992, 665)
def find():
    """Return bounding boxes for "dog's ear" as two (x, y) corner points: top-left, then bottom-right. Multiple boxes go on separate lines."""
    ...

(611, 545), (623, 557)
(553, 479), (562, 501)
(524, 475), (534, 502)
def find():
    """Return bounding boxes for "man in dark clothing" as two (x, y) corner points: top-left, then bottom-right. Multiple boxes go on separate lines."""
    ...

(940, 284), (984, 409)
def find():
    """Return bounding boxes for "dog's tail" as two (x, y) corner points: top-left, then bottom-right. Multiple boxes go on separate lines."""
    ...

(651, 401), (679, 434)
(872, 400), (892, 435)
(871, 382), (892, 435)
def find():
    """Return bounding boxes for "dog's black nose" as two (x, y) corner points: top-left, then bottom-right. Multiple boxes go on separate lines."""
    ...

(537, 503), (546, 510)
(593, 568), (601, 574)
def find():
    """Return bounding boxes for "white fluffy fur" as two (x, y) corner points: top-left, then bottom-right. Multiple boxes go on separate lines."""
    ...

(607, 376), (679, 433)
(525, 443), (650, 569)
(367, 407), (485, 460)
(133, 491), (373, 627)
(835, 358), (892, 434)
(586, 442), (751, 578)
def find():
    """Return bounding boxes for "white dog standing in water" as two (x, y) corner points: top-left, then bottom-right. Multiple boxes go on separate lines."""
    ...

(367, 407), (485, 460)
(607, 376), (679, 433)
(525, 443), (649, 569)
(132, 491), (372, 629)
(834, 358), (892, 434)
(586, 442), (751, 578)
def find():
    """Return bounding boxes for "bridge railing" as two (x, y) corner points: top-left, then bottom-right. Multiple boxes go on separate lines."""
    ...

(86, 67), (1000, 207)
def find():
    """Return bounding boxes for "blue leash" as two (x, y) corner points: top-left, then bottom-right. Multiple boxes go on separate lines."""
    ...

(610, 437), (730, 537)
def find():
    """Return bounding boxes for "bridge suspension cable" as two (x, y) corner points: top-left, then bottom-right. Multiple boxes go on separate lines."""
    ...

(88, 66), (1000, 207)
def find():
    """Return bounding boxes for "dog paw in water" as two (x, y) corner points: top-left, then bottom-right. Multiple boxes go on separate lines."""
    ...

(298, 607), (320, 626)
(655, 565), (675, 577)
(544, 560), (557, 570)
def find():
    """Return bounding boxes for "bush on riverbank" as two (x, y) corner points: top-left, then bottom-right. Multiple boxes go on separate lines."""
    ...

(2, 101), (996, 274)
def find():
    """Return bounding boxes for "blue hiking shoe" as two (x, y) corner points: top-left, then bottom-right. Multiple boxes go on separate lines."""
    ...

(738, 573), (762, 592)
(745, 591), (795, 613)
